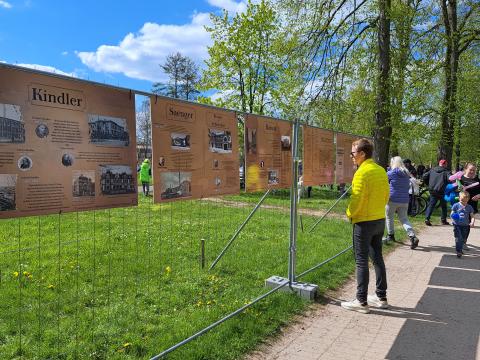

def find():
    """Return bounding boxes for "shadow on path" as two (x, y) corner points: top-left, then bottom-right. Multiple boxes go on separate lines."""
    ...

(386, 254), (480, 360)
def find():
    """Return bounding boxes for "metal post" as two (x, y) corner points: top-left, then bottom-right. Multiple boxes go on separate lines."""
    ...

(288, 119), (300, 284)
(200, 238), (205, 269)
(209, 188), (271, 270)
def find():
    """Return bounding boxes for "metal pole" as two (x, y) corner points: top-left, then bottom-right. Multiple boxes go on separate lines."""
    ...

(288, 119), (300, 284)
(308, 185), (352, 233)
(200, 238), (205, 269)
(209, 188), (271, 270)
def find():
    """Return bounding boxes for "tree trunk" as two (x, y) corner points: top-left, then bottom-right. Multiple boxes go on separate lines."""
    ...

(373, 0), (392, 168)
(438, 0), (459, 169)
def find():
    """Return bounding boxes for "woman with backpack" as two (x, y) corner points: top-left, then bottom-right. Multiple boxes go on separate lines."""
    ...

(385, 156), (420, 249)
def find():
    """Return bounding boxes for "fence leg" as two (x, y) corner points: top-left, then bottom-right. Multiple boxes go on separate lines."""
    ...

(209, 188), (271, 270)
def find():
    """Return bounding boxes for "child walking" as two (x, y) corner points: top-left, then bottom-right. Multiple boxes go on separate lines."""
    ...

(450, 192), (475, 258)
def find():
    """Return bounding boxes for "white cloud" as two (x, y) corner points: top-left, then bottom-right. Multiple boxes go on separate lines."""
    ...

(76, 12), (212, 83)
(0, 0), (12, 9)
(207, 0), (247, 13)
(15, 63), (77, 77)
(61, 51), (68, 56)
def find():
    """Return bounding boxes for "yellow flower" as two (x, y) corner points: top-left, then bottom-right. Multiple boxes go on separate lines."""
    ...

(123, 342), (132, 348)
(23, 271), (30, 276)
(47, 284), (55, 289)
(13, 271), (19, 278)
(165, 266), (172, 273)
(27, 274), (33, 280)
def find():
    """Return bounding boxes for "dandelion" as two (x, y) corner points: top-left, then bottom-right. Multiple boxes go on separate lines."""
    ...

(165, 266), (172, 274)
(47, 284), (55, 290)
(27, 274), (33, 280)
(196, 301), (203, 307)
(13, 271), (19, 278)
(123, 343), (132, 348)
(23, 271), (30, 277)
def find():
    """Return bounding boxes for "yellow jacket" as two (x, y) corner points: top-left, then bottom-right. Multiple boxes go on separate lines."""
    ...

(346, 158), (389, 224)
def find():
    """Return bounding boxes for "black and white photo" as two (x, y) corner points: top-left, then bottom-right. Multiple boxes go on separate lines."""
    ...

(0, 103), (25, 144)
(100, 165), (135, 195)
(88, 114), (130, 147)
(281, 135), (291, 151)
(160, 172), (192, 199)
(35, 123), (49, 138)
(170, 133), (190, 150)
(72, 171), (95, 197)
(0, 174), (16, 211)
(18, 155), (32, 171)
(62, 153), (74, 167)
(208, 129), (232, 153)
(268, 170), (279, 185)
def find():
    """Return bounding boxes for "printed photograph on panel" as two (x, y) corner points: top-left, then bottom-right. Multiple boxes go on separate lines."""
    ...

(208, 129), (232, 153)
(99, 165), (135, 195)
(72, 171), (95, 197)
(170, 133), (191, 150)
(88, 114), (130, 147)
(35, 123), (49, 138)
(246, 128), (257, 154)
(268, 170), (279, 185)
(281, 135), (291, 151)
(17, 155), (32, 171)
(214, 176), (222, 188)
(62, 153), (75, 167)
(160, 172), (192, 200)
(0, 103), (25, 144)
(0, 174), (16, 211)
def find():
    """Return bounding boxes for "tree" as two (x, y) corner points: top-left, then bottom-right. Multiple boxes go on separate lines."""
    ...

(152, 52), (200, 100)
(437, 0), (479, 165)
(201, 0), (284, 114)
(136, 99), (151, 159)
(373, 0), (392, 168)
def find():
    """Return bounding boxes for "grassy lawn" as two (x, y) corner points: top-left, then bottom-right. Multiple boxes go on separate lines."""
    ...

(0, 192), (363, 359)
(224, 186), (350, 214)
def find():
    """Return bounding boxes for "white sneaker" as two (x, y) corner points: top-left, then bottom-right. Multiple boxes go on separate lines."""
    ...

(341, 299), (370, 314)
(367, 294), (389, 309)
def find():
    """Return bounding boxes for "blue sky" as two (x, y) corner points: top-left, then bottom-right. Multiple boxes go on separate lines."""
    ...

(0, 0), (250, 92)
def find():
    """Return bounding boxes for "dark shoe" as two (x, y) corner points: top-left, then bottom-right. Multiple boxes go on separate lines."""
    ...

(409, 236), (419, 249)
(425, 220), (432, 226)
(387, 234), (395, 242)
(441, 220), (450, 225)
(456, 252), (462, 258)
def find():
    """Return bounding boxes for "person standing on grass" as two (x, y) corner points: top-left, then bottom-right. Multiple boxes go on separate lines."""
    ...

(451, 192), (475, 258)
(423, 159), (450, 226)
(385, 156), (420, 249)
(140, 158), (151, 196)
(341, 139), (390, 314)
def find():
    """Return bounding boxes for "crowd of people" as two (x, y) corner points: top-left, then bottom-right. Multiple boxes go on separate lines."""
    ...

(341, 138), (478, 314)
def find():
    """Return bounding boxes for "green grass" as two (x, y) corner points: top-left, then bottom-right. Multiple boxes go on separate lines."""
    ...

(0, 191), (406, 359)
(223, 186), (350, 213)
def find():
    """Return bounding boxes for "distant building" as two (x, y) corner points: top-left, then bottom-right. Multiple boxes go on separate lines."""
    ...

(73, 175), (95, 197)
(0, 116), (25, 143)
(89, 119), (129, 145)
(100, 170), (135, 195)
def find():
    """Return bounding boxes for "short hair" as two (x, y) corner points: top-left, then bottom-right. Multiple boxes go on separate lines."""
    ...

(459, 191), (470, 200)
(352, 138), (374, 159)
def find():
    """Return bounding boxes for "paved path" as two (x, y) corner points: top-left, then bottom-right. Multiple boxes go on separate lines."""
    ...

(248, 223), (480, 360)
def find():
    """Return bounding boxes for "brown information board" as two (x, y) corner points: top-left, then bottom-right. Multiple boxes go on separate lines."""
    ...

(245, 114), (292, 192)
(335, 133), (358, 183)
(0, 65), (137, 219)
(302, 125), (335, 186)
(150, 97), (239, 202)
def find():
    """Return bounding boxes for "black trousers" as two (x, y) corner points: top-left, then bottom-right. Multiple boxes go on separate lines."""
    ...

(425, 194), (447, 221)
(353, 219), (387, 303)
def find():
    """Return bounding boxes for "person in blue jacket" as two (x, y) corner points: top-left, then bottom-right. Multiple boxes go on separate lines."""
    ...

(385, 156), (419, 249)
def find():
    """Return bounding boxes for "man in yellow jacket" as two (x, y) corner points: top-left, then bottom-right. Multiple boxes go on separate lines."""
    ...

(341, 139), (390, 314)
